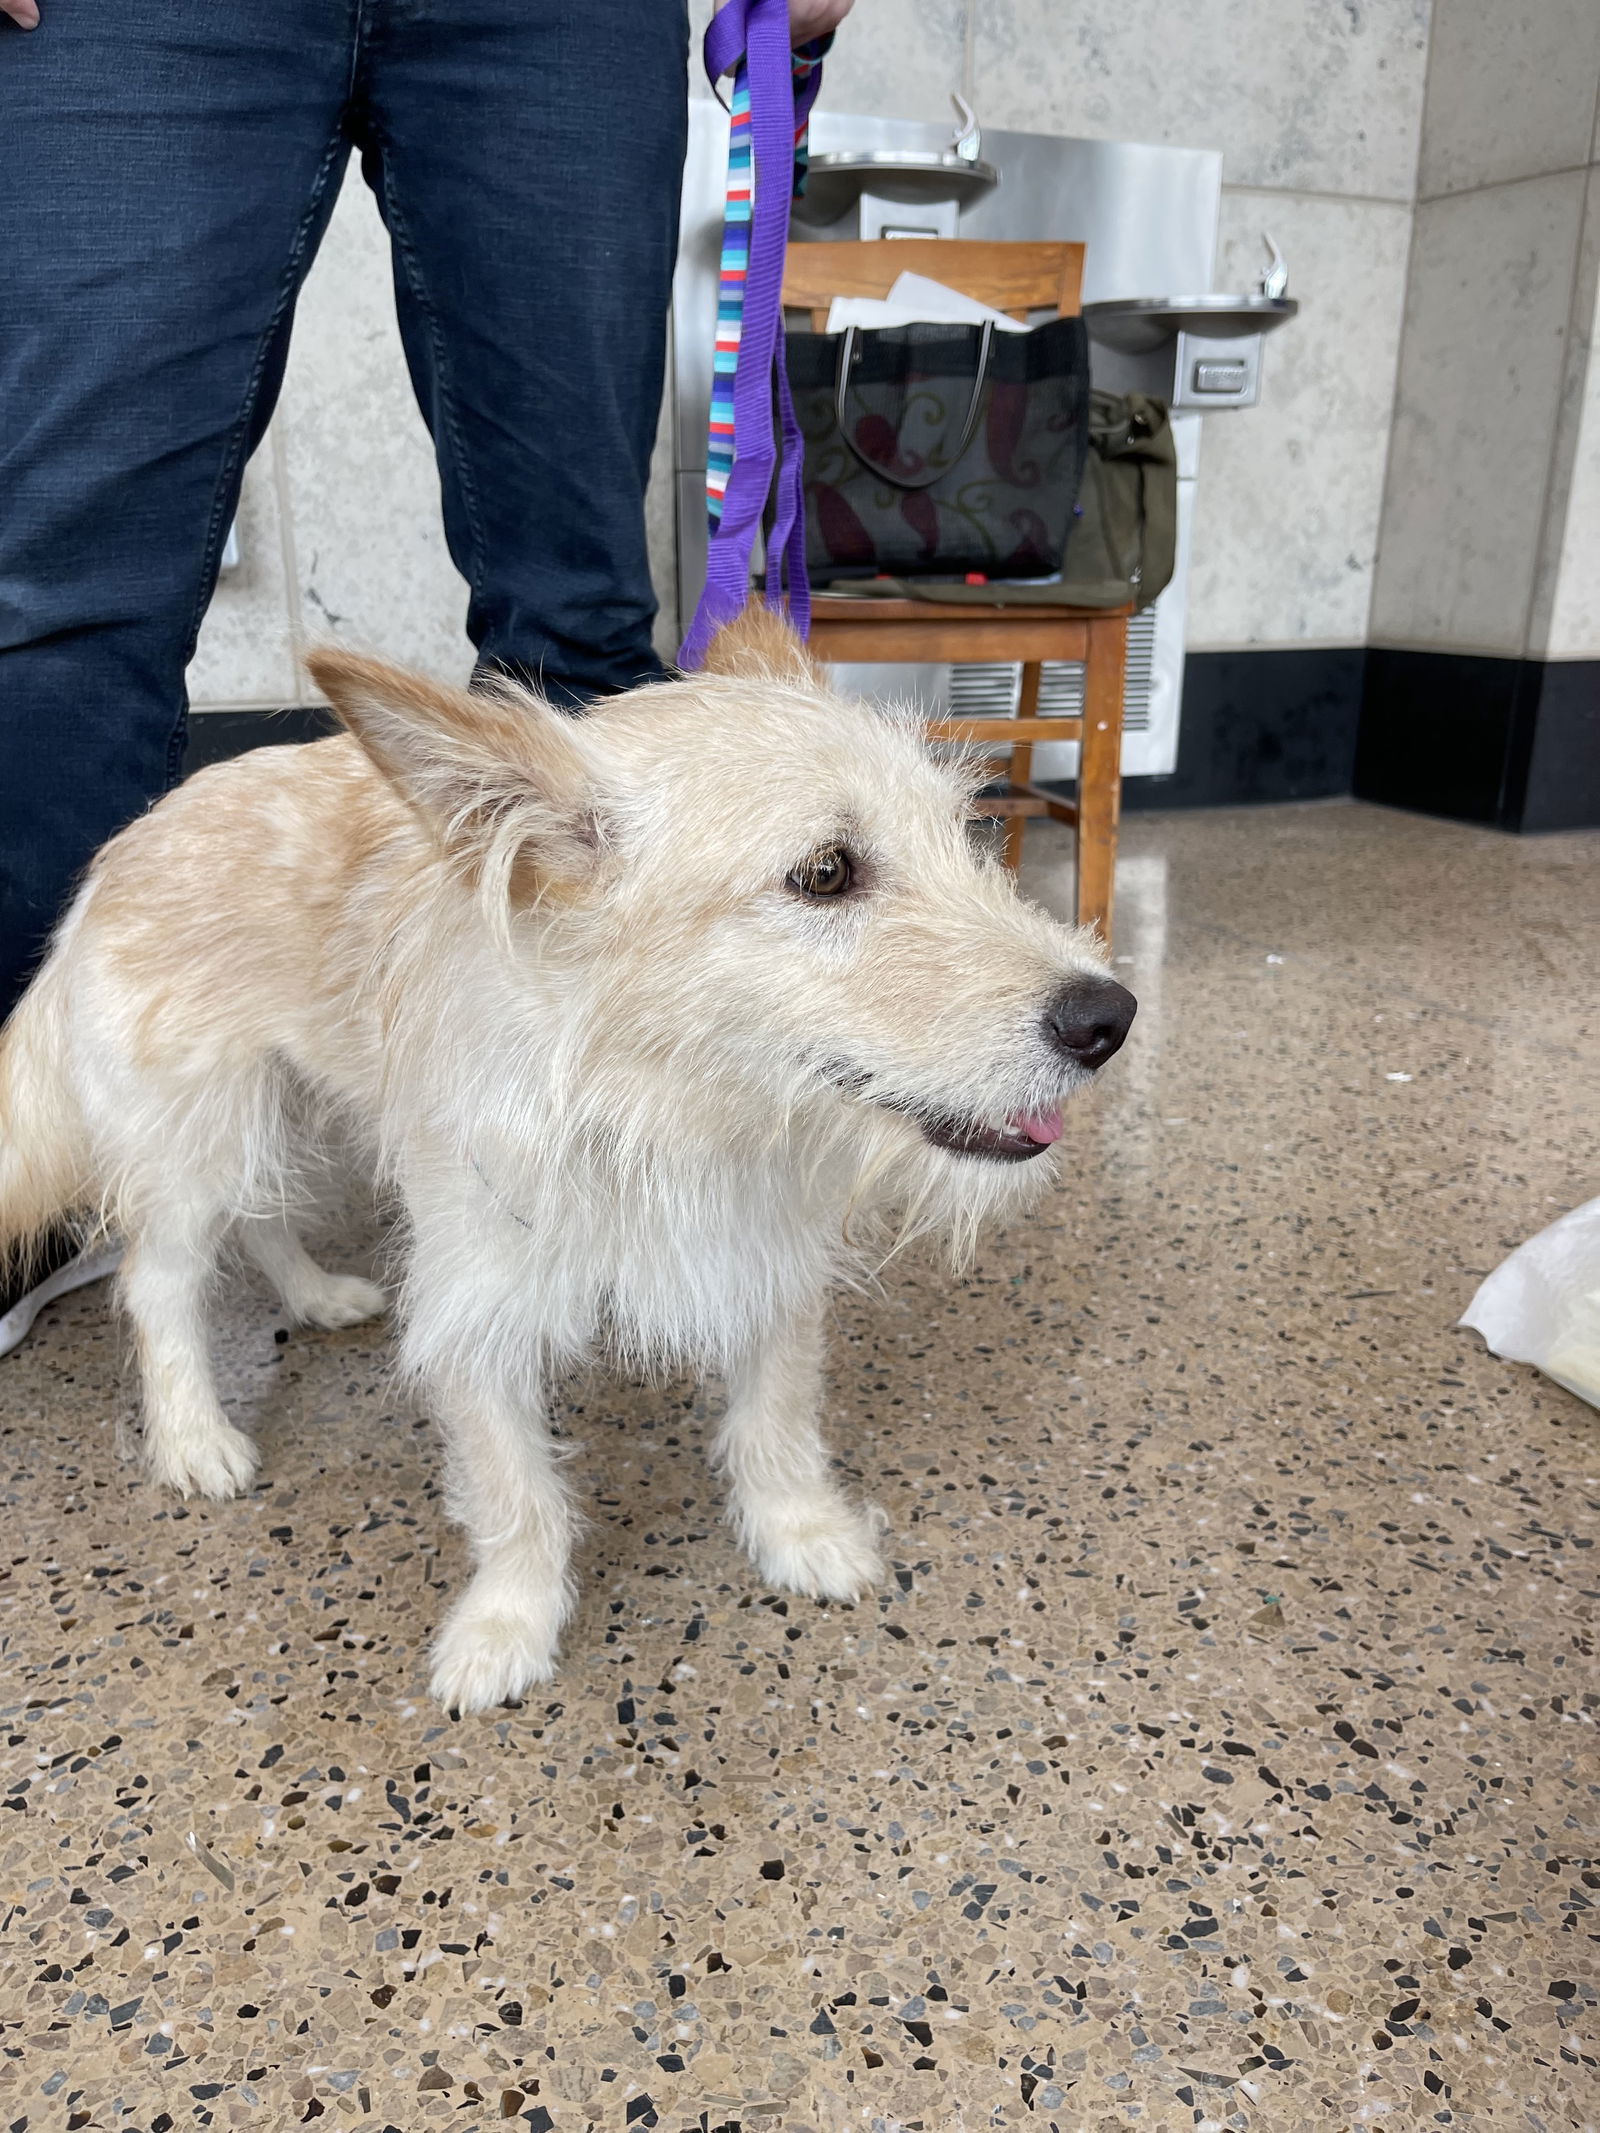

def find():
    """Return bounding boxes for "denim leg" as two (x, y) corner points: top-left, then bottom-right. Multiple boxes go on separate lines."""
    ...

(357, 0), (690, 709)
(0, 1), (355, 1016)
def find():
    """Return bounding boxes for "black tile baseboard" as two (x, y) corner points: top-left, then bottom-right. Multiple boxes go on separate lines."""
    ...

(189, 653), (1368, 817)
(192, 654), (1367, 817)
(1355, 649), (1521, 826)
(183, 706), (337, 775)
(1357, 650), (1600, 833)
(1120, 647), (1365, 812)
(1506, 658), (1600, 833)
(184, 647), (1599, 833)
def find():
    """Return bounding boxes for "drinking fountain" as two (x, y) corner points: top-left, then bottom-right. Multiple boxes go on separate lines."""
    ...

(1084, 236), (1299, 409)
(670, 106), (1298, 782)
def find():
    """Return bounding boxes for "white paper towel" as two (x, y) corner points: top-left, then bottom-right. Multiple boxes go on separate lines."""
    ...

(825, 270), (1032, 336)
(1460, 1195), (1600, 1408)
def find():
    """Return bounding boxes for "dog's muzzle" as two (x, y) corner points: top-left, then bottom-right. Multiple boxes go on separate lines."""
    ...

(817, 973), (1136, 1163)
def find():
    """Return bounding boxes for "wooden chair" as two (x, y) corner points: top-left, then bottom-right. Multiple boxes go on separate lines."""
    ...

(783, 239), (1130, 939)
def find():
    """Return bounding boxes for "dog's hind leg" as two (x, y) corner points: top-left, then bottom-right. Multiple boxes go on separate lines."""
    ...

(715, 1305), (885, 1604)
(238, 1214), (387, 1330)
(121, 1202), (257, 1501)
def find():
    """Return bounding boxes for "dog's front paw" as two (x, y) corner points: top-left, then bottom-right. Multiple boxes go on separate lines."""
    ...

(146, 1417), (259, 1501)
(746, 1496), (886, 1604)
(298, 1274), (388, 1331)
(429, 1589), (564, 1713)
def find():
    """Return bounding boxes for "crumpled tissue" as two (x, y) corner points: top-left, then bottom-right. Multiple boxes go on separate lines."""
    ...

(1460, 1196), (1600, 1409)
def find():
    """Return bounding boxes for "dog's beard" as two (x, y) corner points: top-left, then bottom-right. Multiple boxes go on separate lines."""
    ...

(471, 1027), (1063, 1269)
(391, 965), (1073, 1370)
(741, 1047), (1071, 1266)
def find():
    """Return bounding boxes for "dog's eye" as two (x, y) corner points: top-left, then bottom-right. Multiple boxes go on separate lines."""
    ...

(788, 846), (854, 900)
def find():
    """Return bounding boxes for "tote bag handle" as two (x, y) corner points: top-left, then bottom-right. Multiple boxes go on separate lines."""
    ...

(832, 319), (996, 491)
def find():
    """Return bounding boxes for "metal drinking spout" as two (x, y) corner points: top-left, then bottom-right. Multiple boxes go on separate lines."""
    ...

(950, 92), (982, 164)
(1259, 233), (1288, 299)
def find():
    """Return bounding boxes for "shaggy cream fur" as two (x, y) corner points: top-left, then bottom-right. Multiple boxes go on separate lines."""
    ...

(0, 610), (1132, 1710)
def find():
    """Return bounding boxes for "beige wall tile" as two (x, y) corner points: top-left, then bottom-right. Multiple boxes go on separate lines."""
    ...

(1186, 192), (1412, 649)
(278, 170), (474, 687)
(1539, 173), (1600, 659)
(1418, 0), (1600, 199)
(186, 438), (300, 709)
(812, 0), (972, 126)
(973, 0), (1431, 200)
(1370, 171), (1585, 655)
(689, 0), (970, 118)
(648, 345), (680, 663)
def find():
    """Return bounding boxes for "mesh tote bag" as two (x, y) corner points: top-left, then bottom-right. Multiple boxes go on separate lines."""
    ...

(787, 313), (1092, 580)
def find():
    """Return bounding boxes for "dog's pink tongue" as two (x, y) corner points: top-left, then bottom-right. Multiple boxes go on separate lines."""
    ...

(1016, 1107), (1064, 1145)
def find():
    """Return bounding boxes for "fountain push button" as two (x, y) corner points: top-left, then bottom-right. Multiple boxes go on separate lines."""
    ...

(1191, 357), (1251, 395)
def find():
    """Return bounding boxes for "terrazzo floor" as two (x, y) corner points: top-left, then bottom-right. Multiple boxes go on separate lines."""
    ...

(1, 798), (1597, 2133)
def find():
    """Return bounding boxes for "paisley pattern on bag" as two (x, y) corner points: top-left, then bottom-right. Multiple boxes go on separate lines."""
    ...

(787, 317), (1090, 580)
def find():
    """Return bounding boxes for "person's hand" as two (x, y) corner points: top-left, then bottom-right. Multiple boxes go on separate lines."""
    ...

(2, 0), (42, 28)
(715, 0), (855, 47)
(789, 0), (854, 37)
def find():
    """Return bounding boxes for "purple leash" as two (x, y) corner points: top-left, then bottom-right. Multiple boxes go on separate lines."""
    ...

(680, 0), (823, 667)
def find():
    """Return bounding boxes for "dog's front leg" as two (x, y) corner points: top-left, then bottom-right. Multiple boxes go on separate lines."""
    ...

(425, 1371), (578, 1714)
(715, 1305), (885, 1604)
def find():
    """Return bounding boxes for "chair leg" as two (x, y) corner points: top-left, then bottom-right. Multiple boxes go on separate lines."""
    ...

(1076, 617), (1127, 939)
(1003, 663), (1041, 871)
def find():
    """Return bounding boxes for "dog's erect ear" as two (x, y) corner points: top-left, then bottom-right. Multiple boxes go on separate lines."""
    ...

(699, 600), (824, 686)
(306, 649), (599, 896)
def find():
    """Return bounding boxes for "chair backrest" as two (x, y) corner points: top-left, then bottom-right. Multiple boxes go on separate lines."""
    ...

(781, 238), (1084, 330)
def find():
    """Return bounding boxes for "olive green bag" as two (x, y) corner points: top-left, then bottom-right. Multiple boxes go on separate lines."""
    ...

(822, 389), (1176, 613)
(1057, 389), (1177, 609)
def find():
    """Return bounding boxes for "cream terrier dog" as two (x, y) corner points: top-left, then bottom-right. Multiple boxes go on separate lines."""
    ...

(0, 609), (1133, 1710)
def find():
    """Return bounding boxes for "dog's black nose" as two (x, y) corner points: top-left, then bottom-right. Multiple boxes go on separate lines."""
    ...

(1044, 976), (1136, 1070)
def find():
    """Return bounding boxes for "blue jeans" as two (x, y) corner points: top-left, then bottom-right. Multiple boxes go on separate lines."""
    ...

(0, 0), (688, 1016)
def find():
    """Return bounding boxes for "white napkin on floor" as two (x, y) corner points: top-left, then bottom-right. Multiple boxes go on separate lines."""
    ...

(1460, 1195), (1600, 1408)
(824, 269), (1032, 335)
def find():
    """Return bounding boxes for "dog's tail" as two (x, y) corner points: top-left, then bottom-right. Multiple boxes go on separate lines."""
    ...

(0, 954), (95, 1276)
